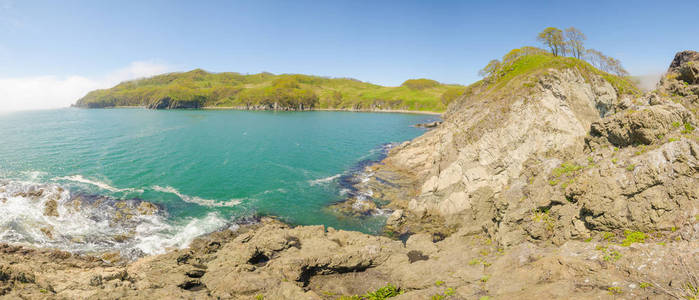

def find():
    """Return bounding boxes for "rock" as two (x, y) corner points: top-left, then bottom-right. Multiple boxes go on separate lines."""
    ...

(40, 226), (54, 239)
(658, 50), (699, 120)
(43, 199), (59, 217)
(137, 201), (158, 215)
(414, 121), (442, 128)
(147, 97), (202, 109)
(587, 101), (695, 148)
(668, 50), (699, 84)
(570, 139), (698, 231)
(385, 209), (405, 229)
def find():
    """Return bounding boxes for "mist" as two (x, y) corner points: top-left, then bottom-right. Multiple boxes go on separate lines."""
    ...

(0, 61), (172, 112)
(634, 72), (663, 91)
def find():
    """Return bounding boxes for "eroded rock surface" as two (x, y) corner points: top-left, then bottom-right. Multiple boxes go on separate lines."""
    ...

(0, 218), (697, 299)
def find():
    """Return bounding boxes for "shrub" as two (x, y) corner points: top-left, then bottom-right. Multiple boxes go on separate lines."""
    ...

(364, 284), (402, 300)
(608, 287), (623, 295)
(621, 230), (647, 246)
(552, 162), (583, 177)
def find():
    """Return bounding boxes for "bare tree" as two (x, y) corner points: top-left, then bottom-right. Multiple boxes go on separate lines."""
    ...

(565, 27), (586, 59)
(478, 59), (501, 77)
(585, 48), (629, 76)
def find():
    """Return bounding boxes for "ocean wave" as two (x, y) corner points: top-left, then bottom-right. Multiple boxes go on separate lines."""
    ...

(132, 212), (228, 255)
(53, 175), (143, 193)
(256, 188), (287, 195)
(152, 185), (241, 207)
(0, 180), (236, 257)
(308, 174), (342, 186)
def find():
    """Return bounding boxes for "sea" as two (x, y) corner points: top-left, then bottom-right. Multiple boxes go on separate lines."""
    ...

(0, 108), (435, 257)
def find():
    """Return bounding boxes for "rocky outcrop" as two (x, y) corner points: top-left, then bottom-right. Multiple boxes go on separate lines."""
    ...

(414, 121), (442, 128)
(658, 50), (699, 119)
(0, 217), (696, 299)
(344, 54), (698, 252)
(668, 50), (699, 84)
(359, 68), (619, 236)
(228, 102), (314, 111)
(146, 97), (202, 109)
(587, 96), (695, 147)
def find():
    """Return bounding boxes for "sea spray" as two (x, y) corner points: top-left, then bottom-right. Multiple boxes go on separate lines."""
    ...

(0, 180), (231, 258)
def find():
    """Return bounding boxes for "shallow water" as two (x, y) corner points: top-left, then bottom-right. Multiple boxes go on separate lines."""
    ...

(0, 108), (435, 255)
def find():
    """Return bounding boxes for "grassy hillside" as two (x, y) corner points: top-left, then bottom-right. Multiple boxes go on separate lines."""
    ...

(455, 51), (640, 106)
(75, 70), (465, 112)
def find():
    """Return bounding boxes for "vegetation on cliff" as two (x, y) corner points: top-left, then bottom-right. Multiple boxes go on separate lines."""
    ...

(458, 27), (639, 108)
(74, 70), (463, 112)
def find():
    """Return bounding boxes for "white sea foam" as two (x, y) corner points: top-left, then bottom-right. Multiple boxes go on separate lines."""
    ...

(132, 212), (228, 255)
(152, 185), (241, 207)
(257, 188), (287, 195)
(53, 175), (143, 193)
(0, 180), (231, 257)
(23, 170), (47, 181)
(308, 174), (341, 186)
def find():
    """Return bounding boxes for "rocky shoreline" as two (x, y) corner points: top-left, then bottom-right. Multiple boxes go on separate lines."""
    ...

(87, 105), (444, 115)
(2, 51), (698, 299)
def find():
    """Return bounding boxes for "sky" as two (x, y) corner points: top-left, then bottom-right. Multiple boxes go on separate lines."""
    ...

(1, 0), (698, 111)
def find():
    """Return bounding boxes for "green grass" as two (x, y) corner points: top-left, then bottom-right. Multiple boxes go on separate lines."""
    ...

(338, 283), (403, 300)
(607, 286), (623, 295)
(620, 230), (647, 246)
(483, 54), (639, 97)
(552, 162), (583, 177)
(75, 70), (462, 112)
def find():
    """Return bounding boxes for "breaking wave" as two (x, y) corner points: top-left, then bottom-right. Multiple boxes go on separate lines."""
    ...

(53, 175), (144, 193)
(0, 180), (230, 257)
(152, 185), (242, 207)
(308, 174), (342, 186)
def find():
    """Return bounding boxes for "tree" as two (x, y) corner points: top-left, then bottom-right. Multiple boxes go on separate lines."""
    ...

(478, 59), (501, 77)
(585, 49), (629, 76)
(585, 49), (605, 69)
(564, 27), (586, 59)
(519, 46), (549, 57)
(537, 27), (565, 56)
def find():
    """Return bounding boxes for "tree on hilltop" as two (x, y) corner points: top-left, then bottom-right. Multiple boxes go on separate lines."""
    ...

(564, 27), (586, 59)
(585, 49), (629, 76)
(537, 27), (565, 56)
(478, 59), (502, 78)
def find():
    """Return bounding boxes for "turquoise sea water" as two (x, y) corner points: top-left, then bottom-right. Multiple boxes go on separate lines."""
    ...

(0, 108), (434, 255)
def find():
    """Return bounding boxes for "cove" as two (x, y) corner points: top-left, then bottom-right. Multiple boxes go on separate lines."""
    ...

(0, 108), (436, 255)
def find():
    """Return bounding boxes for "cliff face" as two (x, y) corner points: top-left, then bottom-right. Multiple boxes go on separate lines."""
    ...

(145, 97), (202, 109)
(360, 57), (698, 249)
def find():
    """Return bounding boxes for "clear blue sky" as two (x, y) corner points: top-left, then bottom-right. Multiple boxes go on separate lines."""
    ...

(1, 0), (698, 86)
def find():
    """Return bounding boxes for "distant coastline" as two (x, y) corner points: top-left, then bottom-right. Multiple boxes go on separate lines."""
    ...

(90, 105), (443, 115)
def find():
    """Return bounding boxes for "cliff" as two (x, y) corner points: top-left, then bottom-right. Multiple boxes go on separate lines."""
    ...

(3, 52), (698, 299)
